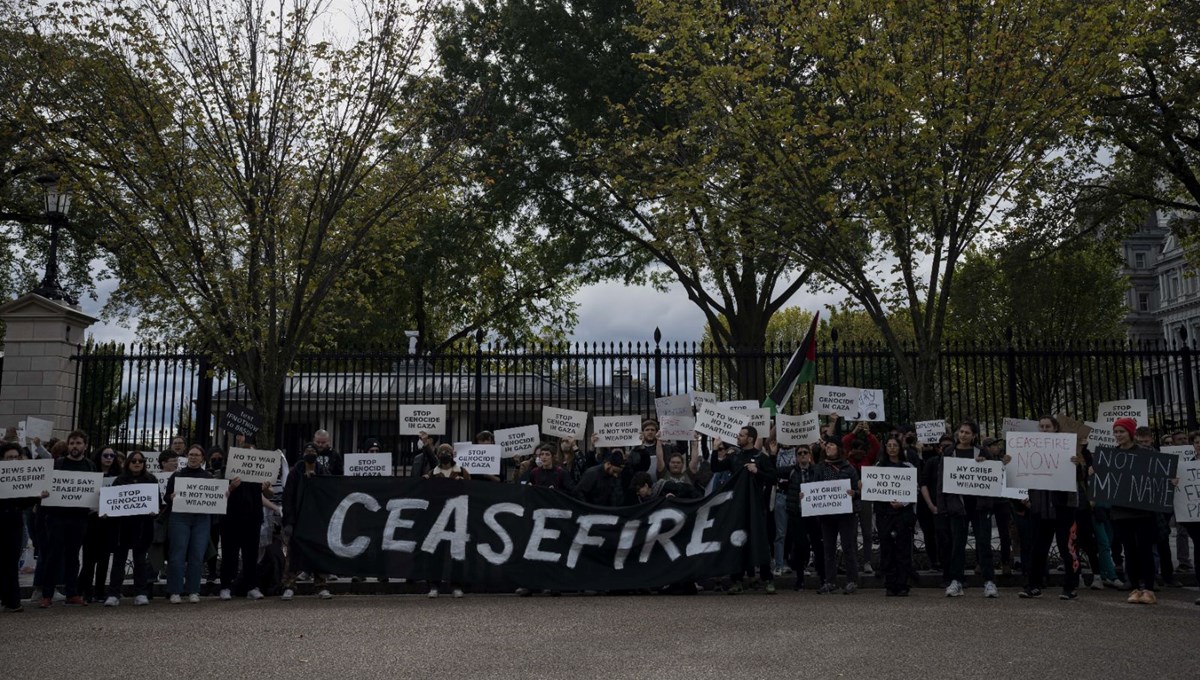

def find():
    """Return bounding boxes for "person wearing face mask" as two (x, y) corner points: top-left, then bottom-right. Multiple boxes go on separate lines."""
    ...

(203, 447), (226, 588)
(38, 430), (96, 608)
(784, 444), (825, 590)
(424, 444), (469, 598)
(104, 451), (158, 607)
(281, 442), (332, 601)
(79, 446), (122, 603)
(214, 445), (274, 601)
(163, 444), (214, 604)
(519, 444), (572, 489)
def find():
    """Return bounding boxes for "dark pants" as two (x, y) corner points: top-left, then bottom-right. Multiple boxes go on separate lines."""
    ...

(1155, 515), (1175, 582)
(786, 514), (826, 583)
(1, 514), (23, 609)
(220, 517), (263, 595)
(42, 514), (88, 600)
(820, 513), (859, 585)
(108, 545), (149, 598)
(916, 501), (940, 569)
(1186, 525), (1200, 572)
(877, 511), (914, 592)
(1028, 513), (1078, 592)
(993, 501), (1012, 566)
(1073, 506), (1102, 583)
(1014, 509), (1034, 570)
(1114, 515), (1157, 591)
(948, 508), (995, 583)
(78, 516), (111, 600)
(936, 514), (953, 582)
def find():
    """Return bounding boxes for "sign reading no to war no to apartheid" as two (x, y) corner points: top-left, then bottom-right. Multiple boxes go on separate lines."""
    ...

(1090, 446), (1176, 513)
(225, 447), (282, 485)
(99, 484), (159, 517)
(174, 477), (229, 514)
(942, 457), (1004, 497)
(0, 459), (52, 499)
(776, 412), (820, 446)
(1005, 432), (1077, 492)
(800, 479), (854, 516)
(860, 466), (918, 503)
(399, 405), (447, 436)
(344, 453), (393, 477)
(541, 406), (588, 440)
(42, 471), (103, 509)
(693, 403), (748, 442)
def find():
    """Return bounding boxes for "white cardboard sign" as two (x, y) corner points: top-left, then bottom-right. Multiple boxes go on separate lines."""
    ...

(173, 477), (229, 514)
(861, 466), (918, 503)
(42, 471), (103, 509)
(654, 394), (693, 418)
(0, 459), (53, 499)
(593, 416), (643, 448)
(1161, 445), (1196, 462)
(718, 400), (759, 411)
(800, 479), (854, 516)
(776, 412), (820, 447)
(1174, 460), (1200, 523)
(742, 408), (772, 435)
(812, 385), (886, 421)
(916, 420), (947, 444)
(225, 447), (281, 485)
(541, 406), (588, 440)
(689, 391), (717, 406)
(1096, 399), (1149, 428)
(399, 404), (447, 435)
(494, 425), (540, 458)
(658, 415), (696, 441)
(99, 484), (159, 517)
(1002, 418), (1040, 435)
(1085, 421), (1117, 450)
(1005, 432), (1078, 492)
(344, 453), (393, 477)
(452, 443), (502, 475)
(693, 403), (749, 442)
(942, 456), (1004, 497)
(157, 471), (173, 501)
(24, 416), (54, 443)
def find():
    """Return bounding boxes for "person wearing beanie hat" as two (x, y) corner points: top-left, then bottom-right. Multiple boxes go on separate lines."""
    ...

(1108, 419), (1160, 605)
(574, 445), (631, 507)
(1112, 418), (1137, 439)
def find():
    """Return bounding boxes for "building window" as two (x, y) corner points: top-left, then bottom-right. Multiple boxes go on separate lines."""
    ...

(1138, 293), (1150, 311)
(1134, 251), (1146, 268)
(1170, 271), (1181, 301)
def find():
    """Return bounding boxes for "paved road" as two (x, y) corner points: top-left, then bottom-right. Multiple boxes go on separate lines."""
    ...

(5, 588), (1197, 679)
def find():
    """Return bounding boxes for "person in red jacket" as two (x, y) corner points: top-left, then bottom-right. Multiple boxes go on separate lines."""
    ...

(843, 422), (879, 575)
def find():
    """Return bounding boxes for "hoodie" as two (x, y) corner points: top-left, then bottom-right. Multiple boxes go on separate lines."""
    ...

(813, 457), (861, 511)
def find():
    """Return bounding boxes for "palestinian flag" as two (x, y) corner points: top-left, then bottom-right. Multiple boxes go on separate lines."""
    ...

(762, 311), (820, 416)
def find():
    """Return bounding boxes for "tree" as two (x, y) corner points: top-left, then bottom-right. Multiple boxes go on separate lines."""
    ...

(634, 0), (1132, 417)
(436, 0), (813, 399)
(24, 0), (446, 446)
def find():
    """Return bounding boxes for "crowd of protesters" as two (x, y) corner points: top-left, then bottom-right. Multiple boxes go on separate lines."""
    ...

(2, 412), (1197, 612)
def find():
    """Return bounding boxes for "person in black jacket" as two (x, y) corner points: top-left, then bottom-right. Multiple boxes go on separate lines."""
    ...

(927, 421), (1000, 599)
(38, 430), (96, 608)
(784, 444), (824, 590)
(814, 438), (861, 594)
(875, 436), (917, 596)
(79, 446), (122, 602)
(281, 442), (332, 601)
(216, 445), (274, 601)
(2, 443), (43, 612)
(574, 451), (630, 506)
(711, 425), (777, 594)
(104, 451), (157, 607)
(520, 444), (573, 490)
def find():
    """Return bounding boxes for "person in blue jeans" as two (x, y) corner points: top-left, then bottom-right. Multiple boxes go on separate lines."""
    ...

(767, 435), (796, 574)
(164, 444), (214, 604)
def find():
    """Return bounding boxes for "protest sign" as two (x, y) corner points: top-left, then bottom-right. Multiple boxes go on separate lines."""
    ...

(718, 400), (760, 412)
(1005, 432), (1077, 492)
(694, 403), (749, 442)
(0, 459), (52, 499)
(1174, 460), (1200, 523)
(142, 455), (161, 474)
(494, 425), (540, 458)
(942, 457), (1004, 497)
(24, 416), (54, 443)
(658, 415), (696, 442)
(157, 471), (173, 501)
(103, 476), (116, 487)
(654, 394), (693, 419)
(1001, 484), (1030, 501)
(42, 471), (103, 509)
(1096, 399), (1149, 428)
(916, 420), (947, 444)
(742, 408), (771, 434)
(689, 391), (717, 406)
(1090, 446), (1177, 513)
(541, 406), (588, 440)
(800, 479), (854, 516)
(1085, 422), (1117, 451)
(344, 453), (393, 477)
(776, 412), (820, 446)
(860, 466), (918, 503)
(452, 443), (502, 476)
(99, 484), (159, 518)
(593, 416), (643, 448)
(399, 405), (447, 435)
(225, 447), (281, 485)
(812, 385), (886, 421)
(220, 403), (263, 437)
(1001, 418), (1040, 435)
(173, 477), (229, 514)
(1161, 445), (1196, 462)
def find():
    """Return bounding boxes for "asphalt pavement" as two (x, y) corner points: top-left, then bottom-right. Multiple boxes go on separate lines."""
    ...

(3, 586), (1196, 680)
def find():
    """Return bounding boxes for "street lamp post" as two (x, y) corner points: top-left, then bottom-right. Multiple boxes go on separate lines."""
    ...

(32, 173), (78, 306)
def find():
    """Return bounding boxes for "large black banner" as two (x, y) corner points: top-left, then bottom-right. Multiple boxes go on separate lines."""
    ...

(293, 471), (768, 590)
(1090, 446), (1178, 513)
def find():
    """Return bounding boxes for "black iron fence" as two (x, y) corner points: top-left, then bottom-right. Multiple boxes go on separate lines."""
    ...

(69, 330), (1200, 459)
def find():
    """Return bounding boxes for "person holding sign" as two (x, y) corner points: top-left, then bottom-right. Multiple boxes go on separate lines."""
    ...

(37, 430), (96, 609)
(652, 434), (703, 500)
(628, 419), (668, 479)
(843, 422), (880, 576)
(930, 421), (1000, 599)
(426, 444), (470, 599)
(216, 446), (274, 602)
(874, 436), (917, 596)
(783, 444), (825, 589)
(79, 446), (122, 603)
(519, 444), (572, 490)
(104, 451), (158, 607)
(282, 443), (333, 601)
(412, 432), (441, 479)
(164, 444), (216, 604)
(812, 439), (861, 594)
(1018, 417), (1083, 601)
(575, 448), (632, 507)
(2, 443), (43, 612)
(1105, 418), (1162, 605)
(711, 426), (778, 595)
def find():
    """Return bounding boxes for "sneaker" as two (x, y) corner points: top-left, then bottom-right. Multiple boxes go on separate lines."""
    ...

(862, 563), (874, 575)
(326, 575), (340, 582)
(1060, 590), (1078, 600)
(764, 582), (776, 595)
(772, 567), (784, 577)
(134, 595), (149, 606)
(515, 588), (532, 597)
(37, 598), (51, 609)
(219, 589), (232, 601)
(169, 594), (182, 604)
(317, 589), (332, 600)
(1089, 578), (1103, 591)
(1138, 590), (1158, 605)
(297, 571), (310, 581)
(817, 583), (837, 595)
(945, 580), (964, 597)
(842, 582), (857, 595)
(727, 583), (743, 595)
(792, 581), (804, 592)
(452, 588), (464, 599)
(1127, 589), (1143, 604)
(1018, 588), (1042, 599)
(1103, 578), (1125, 590)
(247, 589), (264, 600)
(1178, 562), (1193, 573)
(427, 588), (439, 598)
(1165, 580), (1184, 588)
(281, 589), (294, 601)
(3, 605), (25, 613)
(52, 590), (66, 603)
(983, 581), (998, 598)
(64, 596), (87, 606)
(188, 593), (200, 604)
(103, 596), (119, 607)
